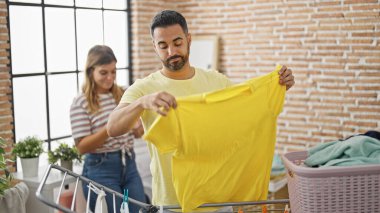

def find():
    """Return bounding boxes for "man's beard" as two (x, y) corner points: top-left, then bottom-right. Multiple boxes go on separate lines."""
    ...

(163, 49), (190, 71)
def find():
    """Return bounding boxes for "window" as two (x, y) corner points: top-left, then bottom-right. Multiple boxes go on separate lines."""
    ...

(8, 0), (131, 159)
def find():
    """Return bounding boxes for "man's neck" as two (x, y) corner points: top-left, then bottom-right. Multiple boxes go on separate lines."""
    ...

(160, 64), (195, 80)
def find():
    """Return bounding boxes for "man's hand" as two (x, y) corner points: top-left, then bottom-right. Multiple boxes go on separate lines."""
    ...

(139, 91), (177, 116)
(278, 65), (295, 90)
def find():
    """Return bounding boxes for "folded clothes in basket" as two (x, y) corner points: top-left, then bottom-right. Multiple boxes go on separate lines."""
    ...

(305, 135), (380, 167)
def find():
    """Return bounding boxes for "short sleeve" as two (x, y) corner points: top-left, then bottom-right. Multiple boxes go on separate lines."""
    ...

(120, 79), (145, 104)
(70, 98), (91, 143)
(143, 108), (180, 154)
(213, 70), (233, 87)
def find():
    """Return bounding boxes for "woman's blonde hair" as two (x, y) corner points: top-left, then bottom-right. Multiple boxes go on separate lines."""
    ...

(82, 45), (124, 114)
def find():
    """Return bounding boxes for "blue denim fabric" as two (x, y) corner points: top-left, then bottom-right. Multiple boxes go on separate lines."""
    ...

(82, 151), (146, 213)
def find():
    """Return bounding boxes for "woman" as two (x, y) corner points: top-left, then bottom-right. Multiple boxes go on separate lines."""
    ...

(70, 45), (146, 213)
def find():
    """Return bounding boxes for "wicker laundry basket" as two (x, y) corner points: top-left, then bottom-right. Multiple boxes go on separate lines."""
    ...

(281, 151), (380, 213)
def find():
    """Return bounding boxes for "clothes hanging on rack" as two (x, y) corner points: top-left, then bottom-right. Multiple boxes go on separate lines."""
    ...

(86, 183), (108, 213)
(120, 202), (129, 213)
(94, 190), (108, 213)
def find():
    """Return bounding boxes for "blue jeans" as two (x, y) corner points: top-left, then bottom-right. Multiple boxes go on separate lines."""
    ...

(82, 150), (146, 213)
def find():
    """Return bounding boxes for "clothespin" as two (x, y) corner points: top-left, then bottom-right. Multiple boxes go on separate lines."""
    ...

(123, 189), (129, 206)
(261, 205), (267, 213)
(238, 207), (244, 213)
(120, 189), (129, 213)
(284, 204), (290, 213)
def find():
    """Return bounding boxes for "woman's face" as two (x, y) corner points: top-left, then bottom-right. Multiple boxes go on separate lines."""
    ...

(92, 61), (117, 93)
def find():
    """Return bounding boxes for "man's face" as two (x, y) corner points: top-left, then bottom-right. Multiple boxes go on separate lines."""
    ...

(152, 24), (191, 71)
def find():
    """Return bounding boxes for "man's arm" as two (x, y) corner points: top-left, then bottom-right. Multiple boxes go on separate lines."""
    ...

(107, 101), (143, 137)
(107, 91), (177, 137)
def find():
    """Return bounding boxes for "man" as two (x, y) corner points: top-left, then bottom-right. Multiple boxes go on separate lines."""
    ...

(107, 10), (295, 210)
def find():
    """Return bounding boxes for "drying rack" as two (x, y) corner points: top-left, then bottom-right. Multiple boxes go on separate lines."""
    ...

(36, 164), (290, 213)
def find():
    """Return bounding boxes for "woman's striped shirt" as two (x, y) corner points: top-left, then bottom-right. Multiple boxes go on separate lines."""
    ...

(70, 93), (134, 154)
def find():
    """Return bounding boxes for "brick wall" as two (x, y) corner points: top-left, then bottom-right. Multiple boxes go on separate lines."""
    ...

(0, 0), (14, 172)
(131, 0), (178, 79)
(131, 0), (380, 153)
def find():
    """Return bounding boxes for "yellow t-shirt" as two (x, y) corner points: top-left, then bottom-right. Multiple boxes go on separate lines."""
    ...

(120, 68), (232, 207)
(144, 66), (285, 212)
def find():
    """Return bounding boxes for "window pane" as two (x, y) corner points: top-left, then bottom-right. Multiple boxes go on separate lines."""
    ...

(45, 0), (73, 6)
(116, 69), (128, 88)
(103, 0), (127, 10)
(9, 6), (44, 74)
(78, 71), (85, 91)
(45, 8), (76, 72)
(104, 11), (128, 68)
(76, 0), (102, 8)
(13, 76), (47, 141)
(48, 73), (77, 138)
(39, 143), (49, 167)
(76, 9), (103, 71)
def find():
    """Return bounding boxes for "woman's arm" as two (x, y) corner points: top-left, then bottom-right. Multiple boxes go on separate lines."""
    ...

(75, 127), (108, 155)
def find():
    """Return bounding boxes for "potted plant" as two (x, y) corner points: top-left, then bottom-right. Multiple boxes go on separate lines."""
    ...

(1, 137), (29, 212)
(0, 137), (12, 196)
(12, 136), (44, 177)
(48, 143), (81, 171)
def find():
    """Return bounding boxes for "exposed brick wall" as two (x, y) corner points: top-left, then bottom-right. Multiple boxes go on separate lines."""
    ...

(131, 0), (380, 153)
(0, 0), (15, 173)
(131, 0), (178, 79)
